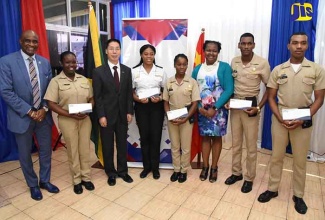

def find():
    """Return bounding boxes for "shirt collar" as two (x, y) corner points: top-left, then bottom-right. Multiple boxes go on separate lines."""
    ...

(57, 71), (82, 81)
(108, 60), (120, 69)
(20, 50), (36, 60)
(169, 74), (190, 83)
(281, 57), (311, 69)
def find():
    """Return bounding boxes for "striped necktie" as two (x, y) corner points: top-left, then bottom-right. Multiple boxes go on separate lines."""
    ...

(28, 57), (41, 109)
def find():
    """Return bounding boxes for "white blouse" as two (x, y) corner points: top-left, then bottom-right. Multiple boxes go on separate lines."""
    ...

(132, 65), (167, 96)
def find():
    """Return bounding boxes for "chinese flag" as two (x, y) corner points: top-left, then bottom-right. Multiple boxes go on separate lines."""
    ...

(191, 31), (205, 161)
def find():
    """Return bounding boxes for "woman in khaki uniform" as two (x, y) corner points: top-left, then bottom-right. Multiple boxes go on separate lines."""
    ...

(163, 54), (200, 183)
(44, 51), (94, 194)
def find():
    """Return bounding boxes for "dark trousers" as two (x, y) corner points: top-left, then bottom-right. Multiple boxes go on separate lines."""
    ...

(15, 120), (52, 187)
(134, 101), (164, 171)
(100, 116), (128, 177)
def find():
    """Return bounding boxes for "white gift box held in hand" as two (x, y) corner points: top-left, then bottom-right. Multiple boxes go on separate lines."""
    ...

(137, 88), (160, 99)
(282, 108), (311, 121)
(166, 107), (188, 120)
(68, 103), (92, 114)
(229, 99), (252, 109)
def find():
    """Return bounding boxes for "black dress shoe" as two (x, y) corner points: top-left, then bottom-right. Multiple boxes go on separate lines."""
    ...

(258, 190), (278, 203)
(39, 182), (60, 193)
(74, 183), (83, 194)
(241, 181), (253, 193)
(199, 166), (209, 181)
(140, 170), (150, 178)
(170, 172), (180, 182)
(118, 174), (133, 183)
(30, 186), (43, 201)
(152, 170), (160, 180)
(209, 167), (218, 183)
(225, 174), (243, 185)
(178, 173), (187, 183)
(81, 181), (95, 191)
(293, 196), (308, 214)
(107, 176), (116, 186)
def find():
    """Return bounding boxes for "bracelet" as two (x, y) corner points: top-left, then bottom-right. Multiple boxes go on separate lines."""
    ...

(256, 106), (261, 113)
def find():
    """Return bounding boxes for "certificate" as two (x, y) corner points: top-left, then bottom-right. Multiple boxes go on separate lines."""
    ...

(68, 103), (92, 114)
(282, 108), (311, 120)
(166, 108), (188, 120)
(137, 88), (160, 99)
(229, 99), (252, 109)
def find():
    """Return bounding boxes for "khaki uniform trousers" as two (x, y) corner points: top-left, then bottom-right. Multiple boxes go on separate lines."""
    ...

(230, 109), (259, 181)
(268, 114), (312, 197)
(167, 121), (193, 173)
(58, 115), (92, 185)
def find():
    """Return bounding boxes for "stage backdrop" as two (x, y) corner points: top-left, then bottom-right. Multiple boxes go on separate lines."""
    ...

(122, 19), (188, 168)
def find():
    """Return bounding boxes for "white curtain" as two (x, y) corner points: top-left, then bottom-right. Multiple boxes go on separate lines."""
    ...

(150, 0), (272, 145)
(310, 1), (325, 161)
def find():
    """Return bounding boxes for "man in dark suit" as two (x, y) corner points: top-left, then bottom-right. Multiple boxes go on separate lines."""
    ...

(93, 39), (134, 186)
(0, 30), (59, 200)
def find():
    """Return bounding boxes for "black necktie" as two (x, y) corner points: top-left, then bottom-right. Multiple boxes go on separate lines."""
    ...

(113, 66), (119, 91)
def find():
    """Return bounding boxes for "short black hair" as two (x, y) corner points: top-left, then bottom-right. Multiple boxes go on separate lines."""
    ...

(239, 33), (254, 43)
(203, 40), (222, 52)
(288, 32), (308, 43)
(106, 38), (121, 48)
(174, 53), (188, 65)
(60, 51), (76, 62)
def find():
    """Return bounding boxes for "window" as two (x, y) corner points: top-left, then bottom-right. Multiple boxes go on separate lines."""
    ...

(43, 0), (67, 25)
(71, 0), (96, 28)
(46, 30), (69, 74)
(43, 0), (109, 75)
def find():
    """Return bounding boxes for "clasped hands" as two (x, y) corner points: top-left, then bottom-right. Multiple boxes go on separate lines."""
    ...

(170, 117), (187, 125)
(281, 119), (303, 129)
(70, 113), (88, 120)
(28, 109), (46, 122)
(243, 107), (259, 116)
(139, 95), (161, 104)
(224, 102), (259, 116)
(199, 107), (216, 119)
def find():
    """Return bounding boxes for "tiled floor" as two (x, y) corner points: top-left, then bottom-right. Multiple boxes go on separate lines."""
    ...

(0, 140), (324, 220)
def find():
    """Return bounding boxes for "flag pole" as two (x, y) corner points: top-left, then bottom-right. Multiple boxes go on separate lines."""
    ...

(190, 28), (205, 169)
(196, 28), (204, 168)
(87, 0), (105, 169)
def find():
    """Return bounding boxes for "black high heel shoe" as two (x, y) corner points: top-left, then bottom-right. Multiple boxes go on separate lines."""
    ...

(209, 167), (218, 183)
(199, 166), (209, 181)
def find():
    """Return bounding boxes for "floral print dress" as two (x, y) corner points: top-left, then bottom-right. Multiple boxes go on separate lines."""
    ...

(196, 63), (228, 136)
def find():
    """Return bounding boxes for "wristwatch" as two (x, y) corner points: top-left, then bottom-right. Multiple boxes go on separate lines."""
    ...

(43, 106), (49, 112)
(256, 106), (261, 113)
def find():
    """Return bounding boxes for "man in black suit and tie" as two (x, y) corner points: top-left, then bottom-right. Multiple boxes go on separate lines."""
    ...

(93, 39), (134, 186)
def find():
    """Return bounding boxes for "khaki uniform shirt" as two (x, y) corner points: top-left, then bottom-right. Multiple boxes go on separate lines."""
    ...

(45, 72), (93, 110)
(231, 54), (270, 98)
(163, 74), (200, 110)
(267, 58), (325, 108)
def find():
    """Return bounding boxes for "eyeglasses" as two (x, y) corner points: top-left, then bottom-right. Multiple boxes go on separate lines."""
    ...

(107, 47), (121, 51)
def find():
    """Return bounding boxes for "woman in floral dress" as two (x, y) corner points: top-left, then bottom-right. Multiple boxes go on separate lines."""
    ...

(192, 40), (234, 182)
